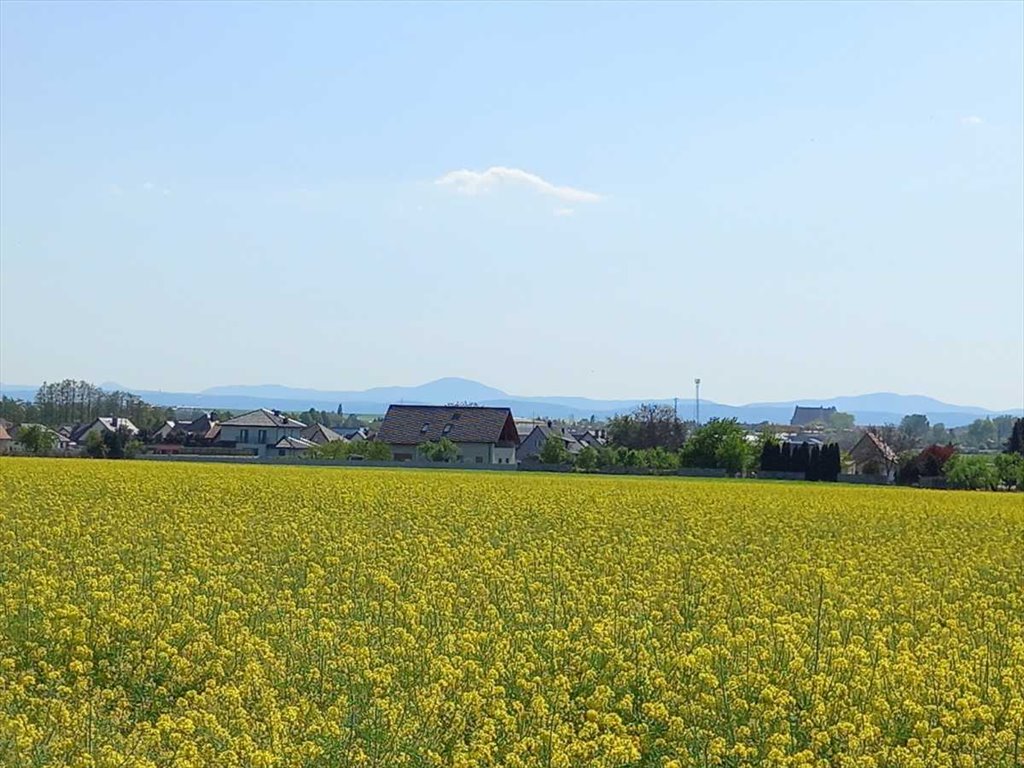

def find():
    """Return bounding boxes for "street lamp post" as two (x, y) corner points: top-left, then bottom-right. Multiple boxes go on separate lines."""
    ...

(694, 378), (701, 425)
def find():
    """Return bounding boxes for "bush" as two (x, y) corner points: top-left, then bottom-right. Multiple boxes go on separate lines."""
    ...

(898, 444), (957, 485)
(993, 453), (1024, 489)
(539, 435), (572, 465)
(680, 418), (754, 474)
(420, 438), (458, 463)
(575, 446), (598, 470)
(943, 455), (998, 491)
(308, 440), (392, 461)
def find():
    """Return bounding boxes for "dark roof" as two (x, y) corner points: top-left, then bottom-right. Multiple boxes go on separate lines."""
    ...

(221, 409), (306, 428)
(791, 406), (837, 426)
(377, 405), (519, 445)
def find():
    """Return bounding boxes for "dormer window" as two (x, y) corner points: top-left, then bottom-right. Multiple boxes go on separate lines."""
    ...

(420, 423), (429, 433)
(442, 424), (452, 435)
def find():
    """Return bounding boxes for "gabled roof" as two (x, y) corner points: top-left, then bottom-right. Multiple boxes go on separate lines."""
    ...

(852, 431), (898, 463)
(524, 424), (585, 453)
(0, 424), (11, 441)
(70, 417), (138, 442)
(300, 423), (343, 443)
(271, 436), (317, 450)
(220, 409), (305, 428)
(17, 424), (69, 443)
(377, 405), (519, 445)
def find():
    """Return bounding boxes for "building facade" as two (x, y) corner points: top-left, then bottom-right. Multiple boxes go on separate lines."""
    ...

(376, 404), (519, 465)
(218, 409), (307, 457)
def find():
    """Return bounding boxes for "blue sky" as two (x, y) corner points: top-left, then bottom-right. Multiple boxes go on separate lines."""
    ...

(1, 1), (1022, 409)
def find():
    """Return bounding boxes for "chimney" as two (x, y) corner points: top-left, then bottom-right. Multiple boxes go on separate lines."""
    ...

(547, 420), (553, 428)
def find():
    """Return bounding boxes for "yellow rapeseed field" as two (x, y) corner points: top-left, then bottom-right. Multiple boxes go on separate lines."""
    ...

(1, 459), (1022, 768)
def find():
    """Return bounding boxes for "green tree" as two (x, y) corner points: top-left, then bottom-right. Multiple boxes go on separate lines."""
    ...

(539, 435), (572, 465)
(993, 453), (1023, 489)
(1004, 418), (1024, 457)
(420, 437), (458, 462)
(899, 414), (930, 446)
(607, 403), (687, 450)
(943, 454), (998, 490)
(965, 418), (997, 448)
(15, 424), (56, 455)
(84, 430), (107, 458)
(575, 445), (598, 470)
(360, 441), (392, 461)
(929, 423), (949, 444)
(828, 412), (855, 430)
(308, 439), (392, 461)
(679, 418), (753, 473)
(716, 432), (752, 475)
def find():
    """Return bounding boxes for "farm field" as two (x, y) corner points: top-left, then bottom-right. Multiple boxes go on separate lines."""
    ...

(1, 460), (1022, 768)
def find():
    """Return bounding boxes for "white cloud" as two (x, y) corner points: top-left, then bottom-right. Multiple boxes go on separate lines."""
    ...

(435, 166), (602, 203)
(960, 115), (983, 125)
(553, 207), (575, 217)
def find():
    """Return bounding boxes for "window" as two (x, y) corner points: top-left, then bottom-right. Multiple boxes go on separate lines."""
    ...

(258, 429), (267, 443)
(476, 456), (483, 464)
(451, 412), (461, 420)
(278, 449), (286, 457)
(420, 423), (429, 433)
(239, 428), (249, 443)
(442, 424), (452, 435)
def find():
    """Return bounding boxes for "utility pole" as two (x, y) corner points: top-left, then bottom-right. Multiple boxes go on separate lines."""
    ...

(694, 378), (701, 425)
(674, 397), (678, 422)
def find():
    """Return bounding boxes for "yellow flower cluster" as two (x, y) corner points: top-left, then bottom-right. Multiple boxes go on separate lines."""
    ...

(1, 459), (1022, 767)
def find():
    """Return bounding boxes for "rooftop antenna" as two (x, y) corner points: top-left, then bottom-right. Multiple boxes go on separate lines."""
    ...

(694, 378), (701, 425)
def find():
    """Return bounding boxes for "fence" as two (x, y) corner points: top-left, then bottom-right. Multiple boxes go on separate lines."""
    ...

(136, 454), (519, 471)
(837, 473), (891, 485)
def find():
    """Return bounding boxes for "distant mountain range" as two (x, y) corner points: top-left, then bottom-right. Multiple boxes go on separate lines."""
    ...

(1, 377), (1021, 428)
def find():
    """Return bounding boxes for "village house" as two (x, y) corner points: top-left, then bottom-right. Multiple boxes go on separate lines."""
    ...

(300, 423), (344, 445)
(336, 426), (369, 442)
(70, 417), (140, 444)
(848, 431), (898, 481)
(218, 409), (306, 457)
(11, 423), (75, 453)
(572, 428), (608, 449)
(376, 404), (519, 464)
(0, 423), (13, 454)
(790, 406), (837, 427)
(153, 412), (220, 443)
(517, 423), (586, 461)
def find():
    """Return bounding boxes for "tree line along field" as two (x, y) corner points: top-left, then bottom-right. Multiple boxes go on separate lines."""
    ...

(0, 460), (1021, 768)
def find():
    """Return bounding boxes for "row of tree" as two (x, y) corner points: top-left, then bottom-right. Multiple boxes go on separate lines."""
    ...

(760, 442), (842, 481)
(541, 414), (761, 474)
(0, 380), (173, 432)
(876, 413), (1019, 453)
